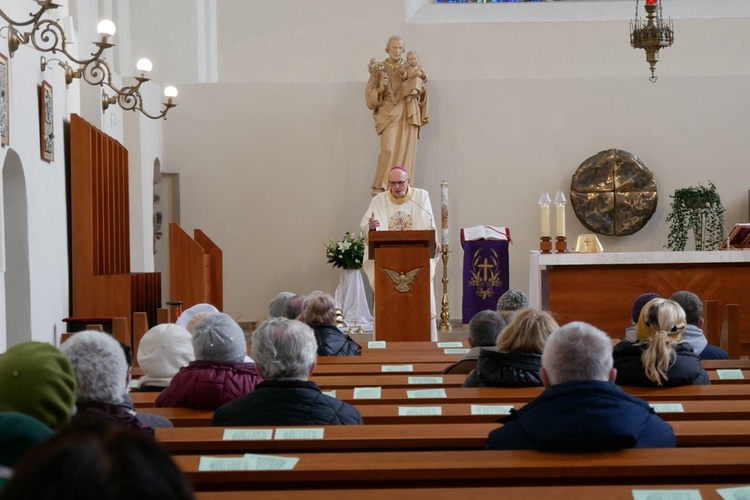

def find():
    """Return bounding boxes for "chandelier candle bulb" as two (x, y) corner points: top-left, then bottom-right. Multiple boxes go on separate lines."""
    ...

(440, 181), (449, 248)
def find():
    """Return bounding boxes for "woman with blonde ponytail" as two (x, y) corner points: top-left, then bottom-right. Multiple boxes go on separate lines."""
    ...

(613, 298), (709, 387)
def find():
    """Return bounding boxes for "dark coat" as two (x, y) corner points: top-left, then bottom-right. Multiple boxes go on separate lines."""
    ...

(463, 349), (543, 388)
(612, 341), (710, 387)
(312, 324), (361, 356)
(73, 400), (155, 436)
(154, 360), (262, 410)
(211, 379), (363, 427)
(485, 380), (676, 451)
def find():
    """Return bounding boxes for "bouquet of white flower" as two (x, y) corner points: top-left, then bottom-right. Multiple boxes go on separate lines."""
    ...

(325, 232), (365, 270)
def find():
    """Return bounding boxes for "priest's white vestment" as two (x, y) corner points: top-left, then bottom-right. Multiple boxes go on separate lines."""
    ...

(360, 186), (439, 341)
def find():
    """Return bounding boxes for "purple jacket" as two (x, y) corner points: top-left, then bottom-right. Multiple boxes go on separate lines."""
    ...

(155, 360), (262, 410)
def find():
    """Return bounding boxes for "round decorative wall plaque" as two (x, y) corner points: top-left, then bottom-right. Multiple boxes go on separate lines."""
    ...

(570, 149), (658, 236)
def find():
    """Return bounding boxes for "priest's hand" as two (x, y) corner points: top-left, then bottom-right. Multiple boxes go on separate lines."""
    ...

(368, 212), (380, 231)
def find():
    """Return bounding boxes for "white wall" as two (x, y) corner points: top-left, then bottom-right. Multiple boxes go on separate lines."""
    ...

(0, 2), (73, 349)
(153, 1), (750, 321)
(0, 0), (165, 349)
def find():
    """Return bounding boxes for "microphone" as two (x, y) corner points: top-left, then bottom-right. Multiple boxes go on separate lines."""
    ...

(406, 191), (436, 231)
(406, 190), (440, 255)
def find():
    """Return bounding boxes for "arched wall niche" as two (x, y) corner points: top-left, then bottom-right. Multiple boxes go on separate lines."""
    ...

(2, 149), (32, 349)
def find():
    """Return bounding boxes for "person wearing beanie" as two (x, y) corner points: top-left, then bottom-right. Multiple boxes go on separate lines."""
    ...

(184, 311), (213, 334)
(269, 291), (295, 318)
(134, 324), (195, 392)
(155, 313), (262, 410)
(0, 412), (53, 489)
(624, 292), (662, 342)
(486, 322), (675, 451)
(175, 303), (219, 330)
(495, 289), (530, 323)
(301, 291), (361, 356)
(613, 298), (709, 387)
(0, 341), (76, 429)
(60, 330), (161, 435)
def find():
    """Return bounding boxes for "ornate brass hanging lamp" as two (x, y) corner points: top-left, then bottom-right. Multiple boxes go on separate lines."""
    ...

(630, 0), (674, 83)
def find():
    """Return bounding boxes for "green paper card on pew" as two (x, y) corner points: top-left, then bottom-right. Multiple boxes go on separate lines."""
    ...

(632, 489), (701, 500)
(222, 429), (274, 441)
(717, 369), (744, 380)
(199, 454), (299, 471)
(407, 388), (447, 399)
(353, 386), (382, 399)
(408, 376), (443, 385)
(471, 405), (513, 415)
(649, 403), (684, 413)
(437, 342), (463, 348)
(398, 406), (442, 416)
(381, 365), (414, 372)
(443, 348), (470, 355)
(274, 428), (325, 440)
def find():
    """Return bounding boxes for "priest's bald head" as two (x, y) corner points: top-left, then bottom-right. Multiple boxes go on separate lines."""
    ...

(388, 166), (410, 199)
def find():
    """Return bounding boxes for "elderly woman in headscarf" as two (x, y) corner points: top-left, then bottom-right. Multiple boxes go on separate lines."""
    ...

(613, 297), (709, 387)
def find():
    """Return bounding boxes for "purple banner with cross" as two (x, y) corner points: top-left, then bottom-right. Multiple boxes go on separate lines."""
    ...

(461, 239), (510, 324)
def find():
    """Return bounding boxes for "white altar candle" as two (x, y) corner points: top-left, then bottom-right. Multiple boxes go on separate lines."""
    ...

(538, 191), (551, 238)
(555, 189), (567, 238)
(440, 181), (449, 248)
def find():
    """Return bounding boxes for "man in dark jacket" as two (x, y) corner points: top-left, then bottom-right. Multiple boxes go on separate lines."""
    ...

(212, 318), (363, 426)
(486, 322), (675, 451)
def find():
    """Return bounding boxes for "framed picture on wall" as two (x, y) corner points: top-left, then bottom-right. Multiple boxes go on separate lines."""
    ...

(40, 80), (54, 162)
(0, 52), (8, 147)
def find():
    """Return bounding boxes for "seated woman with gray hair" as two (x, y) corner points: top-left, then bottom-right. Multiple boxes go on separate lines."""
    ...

(212, 318), (362, 426)
(302, 291), (361, 356)
(155, 313), (262, 410)
(60, 331), (169, 435)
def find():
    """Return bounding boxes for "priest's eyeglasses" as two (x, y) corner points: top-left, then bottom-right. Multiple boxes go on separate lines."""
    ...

(389, 180), (407, 186)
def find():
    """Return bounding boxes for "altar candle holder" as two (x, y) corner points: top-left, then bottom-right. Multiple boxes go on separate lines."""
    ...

(539, 191), (552, 254)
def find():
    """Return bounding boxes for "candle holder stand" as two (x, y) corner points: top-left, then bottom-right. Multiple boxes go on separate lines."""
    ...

(555, 236), (567, 254)
(439, 246), (452, 332)
(540, 237), (552, 254)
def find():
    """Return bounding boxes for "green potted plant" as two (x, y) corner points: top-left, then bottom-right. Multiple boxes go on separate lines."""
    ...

(325, 232), (365, 269)
(665, 181), (725, 251)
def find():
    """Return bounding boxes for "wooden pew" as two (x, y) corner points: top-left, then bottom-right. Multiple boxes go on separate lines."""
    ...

(132, 384), (750, 410)
(315, 353), (463, 364)
(143, 399), (750, 428)
(703, 359), (750, 369)
(157, 420), (750, 455)
(360, 341), (468, 352)
(173, 447), (750, 491)
(321, 385), (750, 406)
(194, 484), (750, 500)
(312, 362), (451, 375)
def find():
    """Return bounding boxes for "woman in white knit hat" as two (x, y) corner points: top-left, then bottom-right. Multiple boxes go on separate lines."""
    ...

(133, 324), (195, 392)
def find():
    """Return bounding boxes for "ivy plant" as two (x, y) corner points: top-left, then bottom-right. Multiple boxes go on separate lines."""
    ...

(665, 181), (725, 251)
